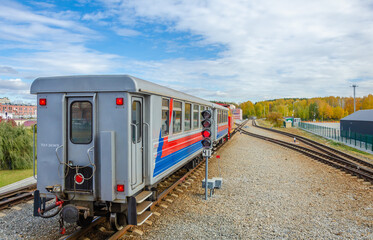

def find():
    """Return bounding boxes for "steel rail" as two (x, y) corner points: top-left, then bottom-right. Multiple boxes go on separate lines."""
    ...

(252, 120), (373, 170)
(0, 183), (36, 200)
(0, 192), (34, 211)
(62, 217), (106, 240)
(0, 184), (36, 211)
(65, 121), (248, 240)
(240, 129), (373, 183)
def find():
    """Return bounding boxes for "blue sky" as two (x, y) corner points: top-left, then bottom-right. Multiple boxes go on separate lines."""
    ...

(0, 0), (373, 103)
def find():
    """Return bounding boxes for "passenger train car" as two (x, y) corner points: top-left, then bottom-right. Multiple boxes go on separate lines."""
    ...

(31, 75), (229, 230)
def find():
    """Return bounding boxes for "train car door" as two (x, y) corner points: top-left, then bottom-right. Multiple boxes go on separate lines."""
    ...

(66, 97), (95, 192)
(130, 96), (144, 189)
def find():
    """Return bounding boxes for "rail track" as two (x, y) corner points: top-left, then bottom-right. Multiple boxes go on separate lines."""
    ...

(60, 159), (208, 239)
(0, 183), (36, 211)
(241, 121), (373, 184)
(253, 120), (373, 169)
(62, 120), (248, 239)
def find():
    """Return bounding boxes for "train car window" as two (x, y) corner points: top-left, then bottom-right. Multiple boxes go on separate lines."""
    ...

(193, 105), (199, 129)
(218, 110), (221, 124)
(70, 101), (92, 144)
(185, 103), (191, 131)
(132, 101), (142, 143)
(161, 99), (169, 136)
(173, 101), (182, 134)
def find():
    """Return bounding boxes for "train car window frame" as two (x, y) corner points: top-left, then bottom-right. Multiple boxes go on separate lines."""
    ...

(193, 104), (199, 129)
(70, 101), (93, 144)
(173, 100), (182, 134)
(200, 106), (204, 128)
(131, 100), (142, 143)
(184, 102), (192, 131)
(161, 98), (169, 137)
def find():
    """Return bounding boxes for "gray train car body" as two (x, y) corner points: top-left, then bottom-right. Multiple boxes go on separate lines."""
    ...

(31, 75), (228, 228)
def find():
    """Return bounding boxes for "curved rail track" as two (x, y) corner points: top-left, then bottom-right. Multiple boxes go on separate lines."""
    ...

(241, 121), (373, 183)
(252, 120), (373, 169)
(63, 120), (249, 240)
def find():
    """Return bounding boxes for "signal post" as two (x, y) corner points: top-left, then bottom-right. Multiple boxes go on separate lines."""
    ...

(201, 109), (212, 200)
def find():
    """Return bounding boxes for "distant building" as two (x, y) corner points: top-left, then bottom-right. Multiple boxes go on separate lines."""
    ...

(232, 109), (243, 120)
(0, 97), (10, 104)
(340, 110), (373, 136)
(0, 103), (37, 119)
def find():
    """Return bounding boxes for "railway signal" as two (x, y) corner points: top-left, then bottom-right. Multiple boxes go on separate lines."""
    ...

(201, 109), (212, 149)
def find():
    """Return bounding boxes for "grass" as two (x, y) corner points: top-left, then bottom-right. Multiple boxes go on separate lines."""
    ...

(256, 119), (373, 162)
(0, 169), (34, 188)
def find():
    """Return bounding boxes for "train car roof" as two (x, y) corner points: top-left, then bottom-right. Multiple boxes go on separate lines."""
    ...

(30, 75), (226, 109)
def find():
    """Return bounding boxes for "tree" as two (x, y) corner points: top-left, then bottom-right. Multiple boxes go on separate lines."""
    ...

(332, 106), (345, 119)
(362, 94), (373, 109)
(0, 121), (33, 170)
(239, 100), (255, 118)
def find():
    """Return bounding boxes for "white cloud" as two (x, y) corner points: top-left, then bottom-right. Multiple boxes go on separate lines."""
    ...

(0, 78), (32, 102)
(1, 0), (373, 103)
(0, 66), (18, 74)
(0, 1), (122, 82)
(113, 27), (141, 37)
(100, 0), (373, 101)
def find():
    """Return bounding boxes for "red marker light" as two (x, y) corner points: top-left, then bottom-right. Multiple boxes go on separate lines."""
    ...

(39, 98), (47, 106)
(216, 155), (220, 159)
(74, 173), (84, 184)
(116, 98), (124, 105)
(202, 130), (211, 138)
(117, 184), (125, 192)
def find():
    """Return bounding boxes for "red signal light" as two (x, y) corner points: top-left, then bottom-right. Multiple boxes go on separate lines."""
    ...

(117, 184), (125, 192)
(116, 98), (124, 105)
(39, 98), (47, 106)
(202, 130), (211, 138)
(74, 173), (84, 185)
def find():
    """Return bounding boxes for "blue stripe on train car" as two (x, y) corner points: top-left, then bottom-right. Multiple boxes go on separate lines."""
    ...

(154, 140), (202, 177)
(217, 128), (228, 138)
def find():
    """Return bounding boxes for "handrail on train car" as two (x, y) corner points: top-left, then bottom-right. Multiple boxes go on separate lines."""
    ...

(33, 124), (37, 180)
(143, 122), (150, 182)
(130, 123), (138, 187)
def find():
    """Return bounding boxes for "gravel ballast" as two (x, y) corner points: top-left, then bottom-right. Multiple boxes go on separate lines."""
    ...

(138, 128), (373, 239)
(0, 125), (372, 239)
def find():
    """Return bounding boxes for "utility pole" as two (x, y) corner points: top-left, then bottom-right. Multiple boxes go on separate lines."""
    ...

(351, 84), (358, 112)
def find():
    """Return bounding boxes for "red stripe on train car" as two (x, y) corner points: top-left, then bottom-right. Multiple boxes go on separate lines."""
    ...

(161, 132), (202, 158)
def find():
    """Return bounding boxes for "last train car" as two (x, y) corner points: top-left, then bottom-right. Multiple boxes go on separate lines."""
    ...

(30, 75), (229, 230)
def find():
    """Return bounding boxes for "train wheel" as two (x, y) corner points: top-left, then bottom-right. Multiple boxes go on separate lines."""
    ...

(110, 212), (127, 231)
(77, 215), (93, 228)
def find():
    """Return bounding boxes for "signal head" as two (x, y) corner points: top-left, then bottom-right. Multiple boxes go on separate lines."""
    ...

(201, 139), (211, 148)
(201, 110), (212, 119)
(201, 119), (211, 128)
(201, 129), (211, 138)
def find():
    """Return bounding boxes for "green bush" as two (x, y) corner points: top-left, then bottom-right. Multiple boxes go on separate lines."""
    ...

(0, 121), (33, 170)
